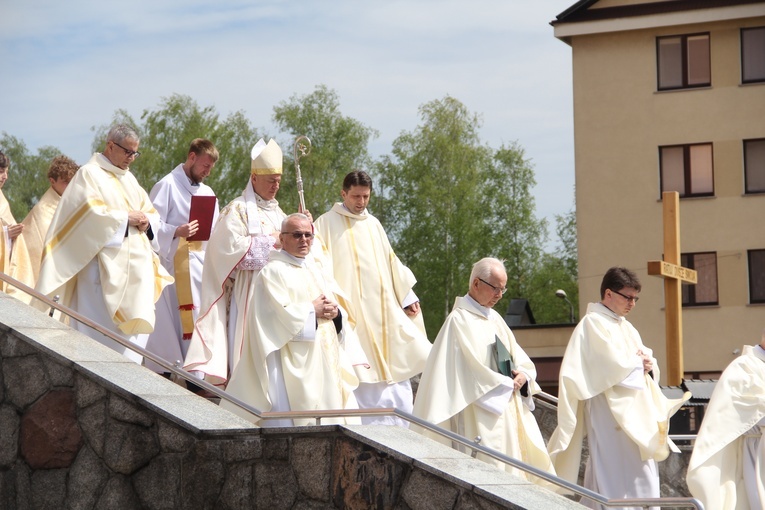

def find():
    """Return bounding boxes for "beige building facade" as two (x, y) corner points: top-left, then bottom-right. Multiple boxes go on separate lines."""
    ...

(553, 0), (765, 377)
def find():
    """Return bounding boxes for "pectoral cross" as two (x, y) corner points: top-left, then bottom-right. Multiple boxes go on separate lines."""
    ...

(647, 191), (697, 386)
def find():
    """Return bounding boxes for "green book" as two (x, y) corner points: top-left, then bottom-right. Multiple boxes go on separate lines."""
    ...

(492, 335), (516, 377)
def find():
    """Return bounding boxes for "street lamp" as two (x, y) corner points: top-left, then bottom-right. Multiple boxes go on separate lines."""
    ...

(555, 289), (575, 323)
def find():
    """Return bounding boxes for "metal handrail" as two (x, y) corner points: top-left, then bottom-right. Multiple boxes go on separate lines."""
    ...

(0, 272), (703, 509)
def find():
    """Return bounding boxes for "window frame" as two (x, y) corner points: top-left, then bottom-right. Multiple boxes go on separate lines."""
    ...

(744, 138), (765, 194)
(748, 249), (765, 304)
(741, 26), (765, 84)
(681, 252), (718, 307)
(659, 143), (715, 198)
(657, 33), (711, 91)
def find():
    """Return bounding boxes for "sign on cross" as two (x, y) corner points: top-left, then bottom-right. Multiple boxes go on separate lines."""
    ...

(647, 191), (697, 386)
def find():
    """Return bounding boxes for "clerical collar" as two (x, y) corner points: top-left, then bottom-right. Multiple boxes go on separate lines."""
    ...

(756, 344), (765, 358)
(341, 203), (367, 216)
(95, 153), (128, 176)
(592, 302), (624, 322)
(464, 294), (491, 318)
(281, 251), (306, 266)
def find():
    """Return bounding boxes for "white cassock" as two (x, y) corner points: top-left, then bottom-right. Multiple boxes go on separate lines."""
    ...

(221, 249), (366, 427)
(412, 295), (555, 483)
(547, 302), (690, 510)
(314, 203), (431, 426)
(35, 153), (173, 364)
(687, 344), (765, 510)
(144, 164), (218, 373)
(183, 184), (284, 386)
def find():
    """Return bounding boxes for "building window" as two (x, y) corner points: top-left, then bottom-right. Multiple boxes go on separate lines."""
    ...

(681, 252), (718, 306)
(745, 139), (765, 194)
(657, 34), (711, 90)
(749, 249), (765, 304)
(742, 27), (765, 84)
(660, 143), (714, 197)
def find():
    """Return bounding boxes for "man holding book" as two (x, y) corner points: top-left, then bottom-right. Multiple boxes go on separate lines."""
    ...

(412, 257), (554, 482)
(145, 138), (220, 373)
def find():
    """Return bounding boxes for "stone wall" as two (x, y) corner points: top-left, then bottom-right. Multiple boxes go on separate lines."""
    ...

(0, 293), (580, 510)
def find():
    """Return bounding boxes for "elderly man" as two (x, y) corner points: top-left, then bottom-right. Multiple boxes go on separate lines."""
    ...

(144, 139), (219, 374)
(184, 139), (300, 387)
(547, 267), (690, 509)
(315, 170), (431, 426)
(0, 150), (35, 302)
(35, 125), (173, 363)
(22, 154), (79, 284)
(413, 257), (554, 481)
(686, 328), (765, 510)
(221, 213), (363, 426)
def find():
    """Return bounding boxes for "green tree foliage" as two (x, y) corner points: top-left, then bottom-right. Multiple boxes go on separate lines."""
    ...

(377, 97), (577, 336)
(92, 95), (263, 206)
(272, 85), (379, 216)
(377, 96), (502, 335)
(0, 133), (63, 221)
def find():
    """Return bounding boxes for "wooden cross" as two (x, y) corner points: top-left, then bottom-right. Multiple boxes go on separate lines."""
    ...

(647, 191), (697, 386)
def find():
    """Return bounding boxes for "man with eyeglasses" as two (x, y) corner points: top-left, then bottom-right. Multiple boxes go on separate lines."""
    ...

(413, 258), (555, 482)
(548, 266), (690, 509)
(36, 124), (173, 364)
(222, 213), (366, 426)
(314, 170), (431, 427)
(185, 139), (306, 388)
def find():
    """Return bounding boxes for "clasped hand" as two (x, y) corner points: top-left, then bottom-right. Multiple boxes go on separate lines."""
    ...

(637, 350), (653, 374)
(313, 294), (338, 320)
(511, 370), (527, 392)
(128, 211), (149, 232)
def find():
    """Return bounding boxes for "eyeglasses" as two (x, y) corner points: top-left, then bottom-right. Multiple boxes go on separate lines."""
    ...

(283, 231), (315, 240)
(112, 141), (141, 159)
(478, 278), (507, 295)
(611, 288), (640, 303)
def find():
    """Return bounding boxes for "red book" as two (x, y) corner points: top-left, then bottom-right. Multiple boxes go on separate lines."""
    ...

(187, 195), (217, 242)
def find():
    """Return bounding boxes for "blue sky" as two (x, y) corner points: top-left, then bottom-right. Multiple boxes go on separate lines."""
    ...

(1, 1), (575, 240)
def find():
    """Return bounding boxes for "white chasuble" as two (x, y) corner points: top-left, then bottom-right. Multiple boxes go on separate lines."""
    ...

(0, 189), (35, 303)
(412, 295), (554, 482)
(35, 153), (172, 341)
(687, 344), (765, 510)
(221, 250), (360, 427)
(314, 202), (431, 384)
(547, 302), (690, 506)
(21, 186), (60, 285)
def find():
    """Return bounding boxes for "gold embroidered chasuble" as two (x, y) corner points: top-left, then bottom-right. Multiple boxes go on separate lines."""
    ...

(314, 202), (430, 384)
(35, 153), (172, 334)
(21, 186), (60, 284)
(0, 189), (36, 302)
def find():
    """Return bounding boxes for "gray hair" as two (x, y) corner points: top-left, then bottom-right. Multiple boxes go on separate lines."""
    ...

(469, 257), (506, 290)
(281, 213), (310, 231)
(106, 124), (139, 145)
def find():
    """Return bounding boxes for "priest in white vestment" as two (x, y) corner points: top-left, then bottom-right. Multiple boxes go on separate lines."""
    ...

(547, 267), (690, 509)
(35, 125), (173, 364)
(413, 258), (555, 482)
(221, 213), (364, 426)
(144, 139), (219, 373)
(184, 139), (291, 387)
(21, 155), (79, 284)
(314, 170), (431, 427)
(686, 329), (765, 510)
(0, 151), (35, 303)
